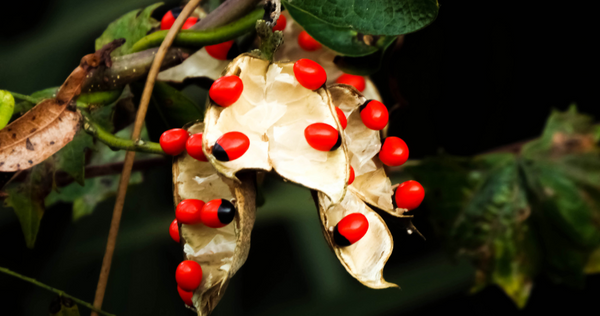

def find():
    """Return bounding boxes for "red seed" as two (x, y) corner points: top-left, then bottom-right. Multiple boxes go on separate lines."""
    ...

(160, 128), (189, 155)
(394, 180), (425, 210)
(160, 9), (178, 30)
(334, 213), (369, 246)
(360, 100), (389, 130)
(177, 286), (194, 306)
(298, 30), (322, 51)
(186, 133), (207, 162)
(348, 166), (355, 185)
(209, 75), (243, 107)
(304, 123), (341, 151)
(335, 74), (366, 92)
(273, 14), (287, 31)
(379, 137), (409, 167)
(175, 260), (203, 292)
(169, 219), (180, 243)
(200, 199), (236, 228)
(175, 199), (205, 225)
(335, 107), (347, 130)
(181, 17), (198, 30)
(213, 132), (250, 161)
(293, 59), (327, 90)
(206, 40), (234, 60)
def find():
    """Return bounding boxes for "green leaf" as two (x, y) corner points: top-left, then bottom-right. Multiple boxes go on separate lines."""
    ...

(0, 90), (15, 129)
(283, 0), (439, 36)
(46, 126), (146, 221)
(95, 2), (162, 56)
(54, 132), (95, 186)
(4, 160), (54, 248)
(407, 153), (538, 307)
(284, 1), (397, 56)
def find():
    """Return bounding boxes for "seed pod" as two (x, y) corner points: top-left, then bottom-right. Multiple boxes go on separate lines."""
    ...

(173, 122), (256, 315)
(200, 199), (236, 228)
(203, 54), (349, 205)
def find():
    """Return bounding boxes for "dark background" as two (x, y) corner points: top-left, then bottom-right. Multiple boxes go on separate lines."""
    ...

(0, 0), (598, 315)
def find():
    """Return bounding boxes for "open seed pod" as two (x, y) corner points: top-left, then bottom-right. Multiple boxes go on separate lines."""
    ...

(203, 53), (349, 204)
(328, 84), (411, 216)
(173, 122), (256, 315)
(315, 190), (397, 288)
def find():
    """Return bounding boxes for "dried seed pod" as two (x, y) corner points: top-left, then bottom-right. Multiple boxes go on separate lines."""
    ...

(315, 190), (397, 288)
(203, 54), (349, 204)
(173, 122), (256, 315)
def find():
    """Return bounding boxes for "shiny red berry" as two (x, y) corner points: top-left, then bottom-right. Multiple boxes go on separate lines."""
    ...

(335, 74), (366, 92)
(169, 219), (180, 243)
(393, 180), (425, 210)
(206, 40), (234, 60)
(160, 128), (189, 155)
(360, 100), (389, 130)
(200, 199), (236, 228)
(175, 199), (205, 225)
(209, 75), (243, 107)
(348, 166), (355, 185)
(175, 260), (203, 292)
(293, 59), (327, 90)
(333, 213), (369, 246)
(213, 132), (250, 161)
(182, 17), (198, 30)
(335, 107), (347, 130)
(160, 8), (181, 30)
(298, 30), (322, 51)
(186, 133), (207, 162)
(305, 123), (341, 151)
(273, 14), (287, 31)
(177, 286), (193, 306)
(379, 137), (409, 167)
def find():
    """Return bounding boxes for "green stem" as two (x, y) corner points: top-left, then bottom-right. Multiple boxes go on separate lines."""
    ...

(130, 7), (263, 53)
(0, 266), (116, 316)
(81, 111), (165, 155)
(8, 91), (39, 104)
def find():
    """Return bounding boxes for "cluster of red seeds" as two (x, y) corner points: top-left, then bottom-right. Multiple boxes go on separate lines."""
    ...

(169, 198), (237, 306)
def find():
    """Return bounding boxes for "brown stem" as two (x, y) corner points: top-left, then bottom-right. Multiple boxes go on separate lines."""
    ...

(90, 1), (201, 315)
(192, 0), (261, 30)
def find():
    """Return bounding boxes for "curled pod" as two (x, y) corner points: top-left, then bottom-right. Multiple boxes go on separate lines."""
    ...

(173, 122), (256, 314)
(314, 190), (397, 288)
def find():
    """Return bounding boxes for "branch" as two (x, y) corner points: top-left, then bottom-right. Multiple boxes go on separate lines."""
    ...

(0, 266), (115, 316)
(192, 0), (262, 30)
(90, 1), (201, 315)
(129, 7), (263, 53)
(81, 111), (165, 155)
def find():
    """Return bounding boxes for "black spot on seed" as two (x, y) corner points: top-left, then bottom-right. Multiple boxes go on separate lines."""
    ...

(26, 138), (34, 151)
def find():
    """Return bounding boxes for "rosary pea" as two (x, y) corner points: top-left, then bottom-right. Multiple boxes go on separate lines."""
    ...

(379, 137), (409, 167)
(175, 260), (203, 292)
(176, 199), (205, 225)
(360, 100), (389, 131)
(304, 123), (341, 152)
(213, 132), (250, 162)
(201, 199), (236, 228)
(334, 213), (369, 246)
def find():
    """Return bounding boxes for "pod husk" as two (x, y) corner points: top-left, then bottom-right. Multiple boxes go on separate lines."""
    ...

(203, 54), (349, 205)
(173, 122), (256, 316)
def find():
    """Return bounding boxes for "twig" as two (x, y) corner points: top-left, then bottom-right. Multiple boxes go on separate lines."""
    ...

(81, 111), (165, 155)
(9, 157), (168, 187)
(0, 266), (115, 316)
(90, 1), (201, 315)
(192, 0), (261, 30)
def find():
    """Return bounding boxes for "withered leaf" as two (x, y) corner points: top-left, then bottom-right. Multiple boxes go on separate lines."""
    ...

(0, 40), (123, 172)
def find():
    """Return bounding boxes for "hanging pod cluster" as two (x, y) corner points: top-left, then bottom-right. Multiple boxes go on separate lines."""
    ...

(168, 53), (424, 315)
